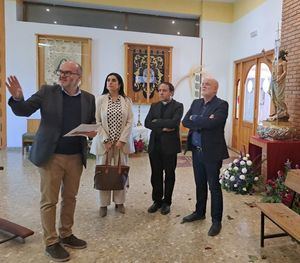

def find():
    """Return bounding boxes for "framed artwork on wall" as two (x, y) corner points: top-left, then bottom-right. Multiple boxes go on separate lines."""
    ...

(125, 43), (172, 104)
(36, 34), (92, 92)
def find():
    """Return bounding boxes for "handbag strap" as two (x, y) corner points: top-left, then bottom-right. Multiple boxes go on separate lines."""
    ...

(105, 151), (109, 174)
(118, 149), (122, 174)
(104, 149), (122, 174)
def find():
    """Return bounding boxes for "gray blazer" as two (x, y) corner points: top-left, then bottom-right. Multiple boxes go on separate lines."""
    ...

(8, 84), (96, 167)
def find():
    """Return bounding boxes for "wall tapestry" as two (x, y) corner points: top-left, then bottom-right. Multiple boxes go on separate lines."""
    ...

(37, 34), (92, 92)
(125, 43), (172, 104)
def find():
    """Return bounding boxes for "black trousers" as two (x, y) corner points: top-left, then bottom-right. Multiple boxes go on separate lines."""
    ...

(149, 146), (177, 206)
(192, 149), (223, 223)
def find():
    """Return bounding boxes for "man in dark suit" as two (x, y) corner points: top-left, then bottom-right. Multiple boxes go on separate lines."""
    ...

(6, 61), (96, 261)
(145, 82), (183, 215)
(181, 77), (229, 236)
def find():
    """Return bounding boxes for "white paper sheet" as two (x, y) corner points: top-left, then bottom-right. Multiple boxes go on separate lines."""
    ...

(64, 123), (101, 137)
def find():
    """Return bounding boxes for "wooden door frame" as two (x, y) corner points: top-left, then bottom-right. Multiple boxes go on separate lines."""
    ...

(231, 50), (273, 152)
(0, 0), (6, 149)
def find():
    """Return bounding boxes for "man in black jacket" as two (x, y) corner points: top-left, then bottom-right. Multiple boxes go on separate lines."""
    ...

(6, 61), (96, 261)
(145, 82), (183, 215)
(181, 77), (229, 236)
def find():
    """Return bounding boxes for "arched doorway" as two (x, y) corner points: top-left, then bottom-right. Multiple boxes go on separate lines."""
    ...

(231, 51), (273, 152)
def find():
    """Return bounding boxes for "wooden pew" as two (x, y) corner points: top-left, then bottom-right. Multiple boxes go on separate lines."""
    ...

(0, 218), (34, 244)
(22, 119), (40, 155)
(180, 122), (189, 149)
(256, 169), (300, 247)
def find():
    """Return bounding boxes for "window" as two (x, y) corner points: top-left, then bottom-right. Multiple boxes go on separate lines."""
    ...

(22, 2), (200, 37)
(235, 80), (241, 119)
(258, 63), (272, 123)
(243, 65), (256, 123)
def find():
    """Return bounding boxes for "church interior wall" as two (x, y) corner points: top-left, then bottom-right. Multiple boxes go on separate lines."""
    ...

(5, 0), (202, 147)
(5, 0), (283, 148)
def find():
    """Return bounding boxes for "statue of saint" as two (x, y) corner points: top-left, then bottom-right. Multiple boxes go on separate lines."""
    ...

(262, 49), (289, 121)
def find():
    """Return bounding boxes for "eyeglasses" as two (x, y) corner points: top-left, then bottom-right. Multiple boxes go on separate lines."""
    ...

(55, 70), (80, 77)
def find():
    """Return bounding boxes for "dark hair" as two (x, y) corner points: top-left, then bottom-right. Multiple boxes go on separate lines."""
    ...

(102, 73), (126, 97)
(159, 81), (175, 93)
(279, 49), (288, 62)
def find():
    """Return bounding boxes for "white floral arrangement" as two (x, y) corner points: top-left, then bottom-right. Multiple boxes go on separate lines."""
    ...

(219, 154), (260, 194)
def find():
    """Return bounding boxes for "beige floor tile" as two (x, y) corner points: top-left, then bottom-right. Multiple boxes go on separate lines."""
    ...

(0, 149), (299, 262)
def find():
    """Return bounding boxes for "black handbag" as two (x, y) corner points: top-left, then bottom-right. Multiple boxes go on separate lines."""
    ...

(94, 150), (129, 190)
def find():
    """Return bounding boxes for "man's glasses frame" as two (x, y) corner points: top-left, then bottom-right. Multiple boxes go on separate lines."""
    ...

(55, 70), (81, 77)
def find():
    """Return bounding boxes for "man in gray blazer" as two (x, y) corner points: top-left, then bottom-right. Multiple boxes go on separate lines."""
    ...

(6, 61), (96, 262)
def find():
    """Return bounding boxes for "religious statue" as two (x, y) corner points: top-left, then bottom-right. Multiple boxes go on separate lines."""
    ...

(257, 49), (296, 140)
(262, 49), (289, 121)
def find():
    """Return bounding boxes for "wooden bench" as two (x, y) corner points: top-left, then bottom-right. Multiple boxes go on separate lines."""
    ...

(256, 169), (300, 247)
(22, 119), (40, 155)
(180, 122), (189, 149)
(0, 218), (34, 244)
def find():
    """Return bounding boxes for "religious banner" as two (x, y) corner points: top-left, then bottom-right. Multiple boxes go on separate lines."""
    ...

(125, 43), (172, 104)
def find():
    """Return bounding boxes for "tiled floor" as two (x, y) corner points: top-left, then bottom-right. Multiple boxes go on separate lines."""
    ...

(0, 149), (299, 262)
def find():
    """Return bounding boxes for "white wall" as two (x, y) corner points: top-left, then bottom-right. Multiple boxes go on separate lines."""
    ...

(226, 0), (283, 145)
(195, 0), (282, 145)
(5, 0), (201, 147)
(5, 0), (283, 148)
(201, 21), (232, 102)
(230, 0), (283, 61)
(200, 21), (232, 142)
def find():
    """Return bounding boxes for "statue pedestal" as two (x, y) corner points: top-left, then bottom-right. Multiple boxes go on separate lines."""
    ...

(249, 136), (300, 182)
(257, 120), (296, 140)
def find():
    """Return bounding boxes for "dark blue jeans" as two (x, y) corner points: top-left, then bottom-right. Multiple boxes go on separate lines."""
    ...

(192, 149), (223, 223)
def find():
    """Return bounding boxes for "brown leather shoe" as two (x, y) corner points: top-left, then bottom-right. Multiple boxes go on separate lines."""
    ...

(99, 206), (107, 217)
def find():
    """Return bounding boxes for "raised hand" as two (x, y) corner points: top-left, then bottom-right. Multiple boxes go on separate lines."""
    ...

(6, 76), (24, 100)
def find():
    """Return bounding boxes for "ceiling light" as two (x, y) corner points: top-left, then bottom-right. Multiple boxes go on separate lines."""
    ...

(54, 21), (57, 24)
(172, 20), (175, 24)
(177, 32), (181, 35)
(114, 25), (118, 29)
(46, 8), (50, 12)
(38, 43), (51, 47)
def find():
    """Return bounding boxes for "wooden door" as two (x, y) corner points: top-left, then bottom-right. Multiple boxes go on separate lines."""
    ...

(232, 51), (273, 152)
(0, 0), (6, 148)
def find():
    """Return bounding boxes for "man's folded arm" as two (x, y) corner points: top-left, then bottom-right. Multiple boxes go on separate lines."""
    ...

(187, 101), (228, 130)
(153, 104), (183, 128)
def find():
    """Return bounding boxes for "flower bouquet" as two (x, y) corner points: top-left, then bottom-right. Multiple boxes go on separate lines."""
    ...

(134, 138), (147, 153)
(262, 160), (300, 214)
(219, 153), (260, 194)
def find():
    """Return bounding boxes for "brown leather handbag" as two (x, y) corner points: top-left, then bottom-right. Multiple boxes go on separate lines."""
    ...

(94, 150), (129, 190)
